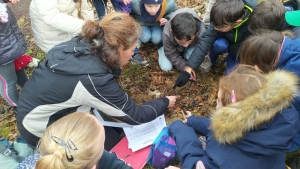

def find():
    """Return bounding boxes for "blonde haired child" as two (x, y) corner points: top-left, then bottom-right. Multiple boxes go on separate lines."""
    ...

(18, 112), (132, 169)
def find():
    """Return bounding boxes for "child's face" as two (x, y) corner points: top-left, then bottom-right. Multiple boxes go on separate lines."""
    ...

(216, 89), (223, 110)
(174, 36), (195, 48)
(144, 4), (161, 16)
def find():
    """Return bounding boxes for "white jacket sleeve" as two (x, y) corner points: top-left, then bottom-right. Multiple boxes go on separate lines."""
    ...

(31, 0), (85, 35)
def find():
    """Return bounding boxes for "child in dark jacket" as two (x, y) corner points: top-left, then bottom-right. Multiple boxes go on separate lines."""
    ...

(167, 65), (300, 169)
(173, 0), (258, 88)
(239, 30), (300, 151)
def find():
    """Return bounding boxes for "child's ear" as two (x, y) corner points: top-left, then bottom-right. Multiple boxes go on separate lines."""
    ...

(235, 19), (243, 24)
(254, 65), (262, 73)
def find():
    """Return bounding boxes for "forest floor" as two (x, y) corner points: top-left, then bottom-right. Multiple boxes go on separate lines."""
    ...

(0, 0), (299, 168)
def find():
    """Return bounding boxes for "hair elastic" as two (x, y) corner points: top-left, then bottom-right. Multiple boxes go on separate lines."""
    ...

(53, 150), (63, 159)
(231, 90), (236, 103)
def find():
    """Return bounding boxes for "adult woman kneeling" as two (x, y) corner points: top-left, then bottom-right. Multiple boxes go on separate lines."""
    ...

(17, 12), (177, 150)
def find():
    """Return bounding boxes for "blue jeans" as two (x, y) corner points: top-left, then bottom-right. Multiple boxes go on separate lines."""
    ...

(134, 25), (163, 55)
(158, 46), (195, 71)
(140, 25), (163, 44)
(93, 0), (120, 19)
(0, 62), (28, 107)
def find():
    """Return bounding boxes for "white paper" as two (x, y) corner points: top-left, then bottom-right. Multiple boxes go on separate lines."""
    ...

(123, 115), (166, 152)
(93, 109), (166, 152)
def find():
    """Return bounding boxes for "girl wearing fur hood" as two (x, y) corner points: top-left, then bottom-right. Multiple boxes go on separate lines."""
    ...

(166, 65), (300, 169)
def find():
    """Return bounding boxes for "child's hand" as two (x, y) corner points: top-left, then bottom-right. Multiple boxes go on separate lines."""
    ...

(10, 0), (20, 4)
(185, 66), (196, 80)
(165, 166), (180, 169)
(182, 111), (192, 123)
(159, 18), (168, 26)
(123, 0), (132, 5)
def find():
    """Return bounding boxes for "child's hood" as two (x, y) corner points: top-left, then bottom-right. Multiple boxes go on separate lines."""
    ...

(211, 69), (299, 145)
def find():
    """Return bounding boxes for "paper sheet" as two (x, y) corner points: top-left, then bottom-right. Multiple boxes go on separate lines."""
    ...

(93, 109), (166, 152)
(123, 115), (166, 152)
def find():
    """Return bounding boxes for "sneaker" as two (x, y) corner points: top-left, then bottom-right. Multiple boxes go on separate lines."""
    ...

(196, 160), (206, 169)
(199, 55), (211, 73)
(131, 53), (149, 66)
(199, 136), (207, 150)
(27, 57), (40, 68)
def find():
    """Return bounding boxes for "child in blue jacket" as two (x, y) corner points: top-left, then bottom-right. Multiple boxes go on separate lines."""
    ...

(239, 30), (300, 151)
(167, 65), (300, 169)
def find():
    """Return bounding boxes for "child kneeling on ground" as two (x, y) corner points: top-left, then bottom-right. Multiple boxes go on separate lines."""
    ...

(130, 0), (178, 66)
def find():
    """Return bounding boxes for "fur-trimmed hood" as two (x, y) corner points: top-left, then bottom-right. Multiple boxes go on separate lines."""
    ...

(211, 70), (299, 144)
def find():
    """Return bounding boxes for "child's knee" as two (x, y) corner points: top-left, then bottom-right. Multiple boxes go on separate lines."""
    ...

(140, 34), (151, 43)
(158, 48), (173, 71)
(159, 63), (173, 71)
(169, 120), (185, 132)
(213, 38), (229, 53)
(151, 35), (162, 44)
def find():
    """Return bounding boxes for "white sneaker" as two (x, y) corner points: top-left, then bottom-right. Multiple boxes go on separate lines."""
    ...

(199, 55), (211, 73)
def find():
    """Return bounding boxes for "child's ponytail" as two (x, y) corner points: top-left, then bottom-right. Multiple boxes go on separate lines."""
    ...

(35, 151), (64, 169)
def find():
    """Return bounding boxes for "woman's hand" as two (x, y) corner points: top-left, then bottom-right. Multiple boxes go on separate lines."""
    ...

(159, 18), (168, 26)
(166, 96), (177, 108)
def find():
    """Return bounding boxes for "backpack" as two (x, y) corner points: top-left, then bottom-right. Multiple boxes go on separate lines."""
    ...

(0, 137), (34, 169)
(147, 127), (177, 169)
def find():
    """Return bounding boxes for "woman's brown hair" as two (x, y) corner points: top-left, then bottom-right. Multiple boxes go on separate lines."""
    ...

(82, 12), (142, 69)
(238, 30), (293, 73)
(219, 65), (266, 107)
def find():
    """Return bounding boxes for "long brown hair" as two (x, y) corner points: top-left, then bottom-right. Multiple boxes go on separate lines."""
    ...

(219, 65), (266, 106)
(238, 30), (293, 73)
(82, 12), (142, 69)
